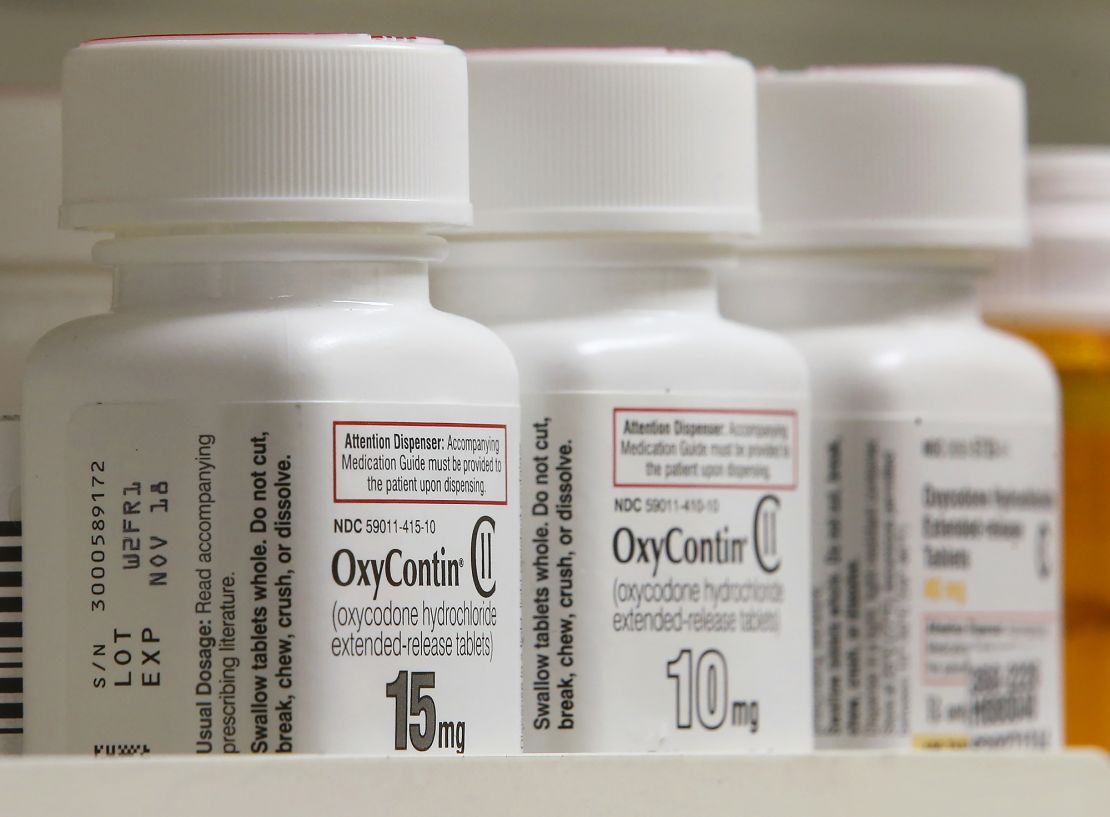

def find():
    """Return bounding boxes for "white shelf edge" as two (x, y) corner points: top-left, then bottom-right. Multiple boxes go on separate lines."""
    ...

(3, 750), (1108, 817)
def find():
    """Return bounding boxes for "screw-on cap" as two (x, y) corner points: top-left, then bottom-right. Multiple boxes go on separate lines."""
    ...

(0, 89), (97, 265)
(61, 34), (471, 230)
(1027, 146), (1110, 214)
(982, 146), (1110, 325)
(466, 49), (758, 235)
(756, 66), (1028, 249)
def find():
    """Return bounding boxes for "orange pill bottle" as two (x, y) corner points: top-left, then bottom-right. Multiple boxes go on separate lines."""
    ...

(984, 147), (1110, 748)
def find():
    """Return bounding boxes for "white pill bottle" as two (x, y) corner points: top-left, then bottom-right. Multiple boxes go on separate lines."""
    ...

(0, 89), (111, 753)
(433, 49), (813, 753)
(22, 34), (522, 756)
(719, 67), (1062, 750)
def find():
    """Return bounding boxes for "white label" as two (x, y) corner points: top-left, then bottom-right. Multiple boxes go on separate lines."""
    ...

(0, 418), (20, 754)
(61, 402), (521, 756)
(811, 419), (1062, 749)
(522, 395), (812, 752)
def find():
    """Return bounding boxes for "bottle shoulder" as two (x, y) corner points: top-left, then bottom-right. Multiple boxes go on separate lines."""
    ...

(790, 320), (1059, 419)
(25, 303), (519, 405)
(494, 312), (809, 398)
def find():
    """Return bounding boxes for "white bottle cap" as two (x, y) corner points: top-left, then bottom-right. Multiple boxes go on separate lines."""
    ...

(1027, 146), (1110, 218)
(756, 66), (1027, 249)
(61, 34), (471, 231)
(465, 49), (758, 235)
(0, 89), (97, 265)
(983, 146), (1110, 325)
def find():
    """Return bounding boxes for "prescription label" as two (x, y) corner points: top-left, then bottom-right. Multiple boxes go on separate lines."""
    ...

(521, 394), (813, 753)
(61, 402), (521, 755)
(811, 418), (1061, 749)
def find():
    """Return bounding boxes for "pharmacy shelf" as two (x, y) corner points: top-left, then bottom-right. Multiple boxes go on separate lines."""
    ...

(3, 751), (1108, 817)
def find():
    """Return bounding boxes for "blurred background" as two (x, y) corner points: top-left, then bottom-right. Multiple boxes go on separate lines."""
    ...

(0, 0), (1106, 144)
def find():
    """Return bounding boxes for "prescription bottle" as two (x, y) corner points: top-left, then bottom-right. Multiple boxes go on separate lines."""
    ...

(720, 67), (1062, 750)
(22, 34), (521, 756)
(0, 89), (111, 753)
(983, 146), (1110, 748)
(433, 49), (813, 753)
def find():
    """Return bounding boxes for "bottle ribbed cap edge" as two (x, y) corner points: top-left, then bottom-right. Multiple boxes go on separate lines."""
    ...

(754, 65), (1028, 250)
(61, 34), (472, 231)
(465, 48), (759, 236)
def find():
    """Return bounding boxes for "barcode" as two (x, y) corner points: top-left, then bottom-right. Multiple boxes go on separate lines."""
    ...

(0, 520), (22, 754)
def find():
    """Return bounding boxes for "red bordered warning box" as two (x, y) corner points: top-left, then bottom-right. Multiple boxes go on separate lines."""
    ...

(333, 421), (509, 505)
(612, 407), (799, 490)
(921, 610), (1058, 688)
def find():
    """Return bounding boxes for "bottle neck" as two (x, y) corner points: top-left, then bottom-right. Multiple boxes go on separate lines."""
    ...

(719, 250), (990, 331)
(95, 227), (444, 310)
(433, 236), (730, 325)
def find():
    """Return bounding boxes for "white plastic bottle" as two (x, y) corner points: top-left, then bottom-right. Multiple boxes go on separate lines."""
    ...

(0, 89), (111, 753)
(23, 34), (522, 756)
(432, 49), (813, 753)
(719, 67), (1062, 750)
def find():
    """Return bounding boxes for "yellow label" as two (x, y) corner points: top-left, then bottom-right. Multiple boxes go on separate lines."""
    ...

(912, 734), (971, 750)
